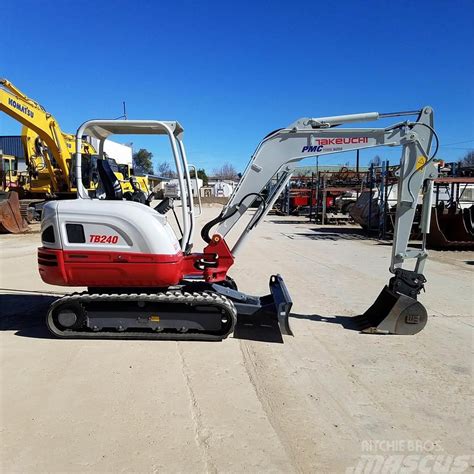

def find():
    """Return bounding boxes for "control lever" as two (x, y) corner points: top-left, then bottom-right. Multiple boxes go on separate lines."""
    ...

(154, 197), (173, 215)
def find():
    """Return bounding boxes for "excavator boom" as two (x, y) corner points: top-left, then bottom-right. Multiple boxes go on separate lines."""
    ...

(0, 78), (70, 191)
(213, 107), (437, 334)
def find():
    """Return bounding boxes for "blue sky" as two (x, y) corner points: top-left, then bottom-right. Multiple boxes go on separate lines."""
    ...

(2, 0), (473, 172)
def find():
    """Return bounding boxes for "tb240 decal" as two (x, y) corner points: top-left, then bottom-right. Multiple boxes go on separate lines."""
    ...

(89, 234), (119, 244)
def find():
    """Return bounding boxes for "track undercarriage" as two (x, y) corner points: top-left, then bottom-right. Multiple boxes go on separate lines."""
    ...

(46, 275), (293, 341)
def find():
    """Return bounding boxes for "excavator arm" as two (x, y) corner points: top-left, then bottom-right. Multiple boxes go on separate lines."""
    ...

(21, 125), (99, 195)
(0, 78), (71, 193)
(213, 107), (438, 334)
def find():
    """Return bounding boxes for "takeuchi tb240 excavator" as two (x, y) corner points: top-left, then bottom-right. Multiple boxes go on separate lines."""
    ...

(38, 107), (439, 340)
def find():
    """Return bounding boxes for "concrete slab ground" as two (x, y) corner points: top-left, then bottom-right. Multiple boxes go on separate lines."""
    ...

(0, 206), (472, 473)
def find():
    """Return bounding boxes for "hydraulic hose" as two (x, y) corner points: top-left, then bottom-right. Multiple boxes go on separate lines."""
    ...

(201, 193), (266, 243)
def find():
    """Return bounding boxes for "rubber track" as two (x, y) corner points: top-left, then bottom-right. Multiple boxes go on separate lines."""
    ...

(46, 291), (237, 341)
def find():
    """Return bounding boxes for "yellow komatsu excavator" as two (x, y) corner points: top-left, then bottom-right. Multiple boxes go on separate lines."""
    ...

(20, 125), (96, 196)
(0, 153), (21, 191)
(0, 152), (29, 232)
(0, 78), (150, 233)
(21, 126), (149, 198)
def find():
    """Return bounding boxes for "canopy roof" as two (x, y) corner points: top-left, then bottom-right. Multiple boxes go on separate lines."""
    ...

(77, 120), (184, 140)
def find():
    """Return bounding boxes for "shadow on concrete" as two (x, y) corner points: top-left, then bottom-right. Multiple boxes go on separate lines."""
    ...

(233, 318), (284, 343)
(0, 292), (288, 343)
(376, 240), (425, 248)
(290, 313), (363, 332)
(0, 293), (368, 342)
(234, 312), (368, 342)
(268, 219), (314, 225)
(285, 227), (376, 241)
(0, 293), (58, 338)
(309, 227), (376, 240)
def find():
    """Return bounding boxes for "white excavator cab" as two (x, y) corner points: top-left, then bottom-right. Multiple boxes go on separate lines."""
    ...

(73, 120), (198, 253)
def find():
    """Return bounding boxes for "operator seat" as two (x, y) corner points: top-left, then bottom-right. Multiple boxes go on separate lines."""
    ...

(97, 159), (123, 200)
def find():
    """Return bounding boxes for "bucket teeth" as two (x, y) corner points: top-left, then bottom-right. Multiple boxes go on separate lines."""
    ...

(360, 285), (428, 335)
(0, 191), (29, 234)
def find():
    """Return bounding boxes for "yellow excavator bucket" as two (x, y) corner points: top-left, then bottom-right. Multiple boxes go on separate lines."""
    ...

(0, 191), (29, 234)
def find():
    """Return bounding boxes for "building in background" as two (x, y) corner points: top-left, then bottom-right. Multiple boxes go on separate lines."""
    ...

(206, 179), (236, 198)
(201, 177), (238, 198)
(85, 137), (132, 166)
(165, 178), (203, 198)
(0, 136), (26, 171)
(0, 135), (133, 170)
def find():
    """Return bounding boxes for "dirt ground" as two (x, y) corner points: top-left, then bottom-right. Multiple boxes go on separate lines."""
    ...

(0, 206), (472, 473)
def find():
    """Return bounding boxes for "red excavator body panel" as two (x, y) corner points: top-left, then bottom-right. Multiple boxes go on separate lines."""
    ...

(38, 234), (234, 287)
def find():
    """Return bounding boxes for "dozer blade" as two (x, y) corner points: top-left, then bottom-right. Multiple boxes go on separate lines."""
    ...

(357, 285), (428, 335)
(269, 274), (293, 336)
(0, 191), (29, 234)
(211, 273), (294, 339)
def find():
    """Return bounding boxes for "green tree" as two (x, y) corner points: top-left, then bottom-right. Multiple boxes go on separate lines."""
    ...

(190, 168), (208, 185)
(133, 149), (154, 174)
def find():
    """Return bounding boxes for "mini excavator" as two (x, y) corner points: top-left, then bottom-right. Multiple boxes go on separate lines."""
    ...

(38, 107), (438, 340)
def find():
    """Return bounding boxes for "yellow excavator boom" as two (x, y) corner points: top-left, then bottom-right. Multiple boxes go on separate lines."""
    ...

(0, 79), (71, 193)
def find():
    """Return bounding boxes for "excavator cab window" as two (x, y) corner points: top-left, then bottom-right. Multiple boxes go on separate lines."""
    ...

(97, 159), (123, 200)
(81, 155), (92, 188)
(118, 164), (129, 179)
(2, 158), (13, 173)
(106, 158), (119, 173)
(70, 154), (96, 188)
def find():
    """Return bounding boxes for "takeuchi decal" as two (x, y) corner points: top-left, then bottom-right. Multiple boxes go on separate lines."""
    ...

(302, 137), (370, 153)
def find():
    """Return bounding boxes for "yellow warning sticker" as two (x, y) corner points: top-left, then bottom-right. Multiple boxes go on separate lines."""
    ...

(150, 315), (160, 322)
(416, 156), (427, 170)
